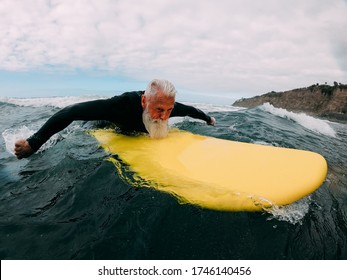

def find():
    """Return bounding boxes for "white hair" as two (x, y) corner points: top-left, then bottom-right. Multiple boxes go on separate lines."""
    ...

(144, 79), (177, 98)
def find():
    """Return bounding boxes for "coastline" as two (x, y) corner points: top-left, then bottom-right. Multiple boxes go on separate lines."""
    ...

(233, 83), (347, 123)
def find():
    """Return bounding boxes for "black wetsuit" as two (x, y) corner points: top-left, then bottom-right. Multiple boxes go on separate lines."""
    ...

(27, 91), (212, 152)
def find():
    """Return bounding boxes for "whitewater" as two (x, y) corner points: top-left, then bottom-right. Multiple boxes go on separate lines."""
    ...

(1, 95), (346, 259)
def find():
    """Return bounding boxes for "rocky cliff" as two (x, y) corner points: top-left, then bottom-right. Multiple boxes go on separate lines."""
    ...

(233, 83), (347, 122)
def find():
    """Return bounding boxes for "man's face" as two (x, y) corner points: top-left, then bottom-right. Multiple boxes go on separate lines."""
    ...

(141, 91), (175, 138)
(141, 91), (175, 121)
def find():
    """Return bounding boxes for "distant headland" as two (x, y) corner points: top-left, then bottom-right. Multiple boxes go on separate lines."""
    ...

(233, 82), (347, 122)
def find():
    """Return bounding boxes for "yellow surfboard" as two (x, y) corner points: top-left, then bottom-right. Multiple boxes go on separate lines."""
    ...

(91, 129), (327, 211)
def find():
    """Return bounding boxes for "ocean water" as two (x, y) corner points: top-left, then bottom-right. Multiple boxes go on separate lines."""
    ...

(0, 96), (346, 260)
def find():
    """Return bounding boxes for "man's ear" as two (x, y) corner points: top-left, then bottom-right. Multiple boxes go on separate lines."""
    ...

(141, 95), (146, 109)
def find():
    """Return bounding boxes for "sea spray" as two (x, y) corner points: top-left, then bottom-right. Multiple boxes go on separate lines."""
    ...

(2, 126), (34, 155)
(264, 196), (311, 225)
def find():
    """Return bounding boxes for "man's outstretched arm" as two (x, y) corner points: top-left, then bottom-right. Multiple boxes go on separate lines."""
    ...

(14, 99), (114, 159)
(171, 102), (216, 125)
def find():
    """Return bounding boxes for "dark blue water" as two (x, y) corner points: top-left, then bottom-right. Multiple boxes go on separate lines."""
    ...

(1, 97), (346, 259)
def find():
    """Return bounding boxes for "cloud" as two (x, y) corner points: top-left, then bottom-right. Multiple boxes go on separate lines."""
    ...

(1, 0), (347, 95)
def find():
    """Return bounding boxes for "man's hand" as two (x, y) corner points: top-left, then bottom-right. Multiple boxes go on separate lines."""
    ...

(14, 139), (34, 159)
(208, 116), (216, 126)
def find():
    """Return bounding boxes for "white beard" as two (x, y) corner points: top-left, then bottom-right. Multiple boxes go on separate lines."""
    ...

(142, 109), (169, 139)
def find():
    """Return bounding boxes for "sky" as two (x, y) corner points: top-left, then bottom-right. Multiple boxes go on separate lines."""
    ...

(0, 0), (347, 103)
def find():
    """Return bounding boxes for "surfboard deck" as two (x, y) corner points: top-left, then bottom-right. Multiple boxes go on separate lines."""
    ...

(90, 129), (327, 211)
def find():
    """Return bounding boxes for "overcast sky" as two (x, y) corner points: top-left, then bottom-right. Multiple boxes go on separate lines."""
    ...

(1, 0), (346, 102)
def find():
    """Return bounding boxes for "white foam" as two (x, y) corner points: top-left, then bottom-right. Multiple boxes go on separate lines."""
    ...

(2, 126), (35, 155)
(259, 103), (337, 138)
(168, 117), (186, 126)
(0, 96), (107, 109)
(185, 102), (243, 113)
(265, 196), (311, 225)
(253, 140), (272, 146)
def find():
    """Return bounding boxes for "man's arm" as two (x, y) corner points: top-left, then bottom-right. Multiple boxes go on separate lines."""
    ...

(171, 102), (216, 125)
(14, 99), (114, 159)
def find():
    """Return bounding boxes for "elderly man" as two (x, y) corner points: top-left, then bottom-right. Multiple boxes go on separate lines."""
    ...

(14, 79), (216, 159)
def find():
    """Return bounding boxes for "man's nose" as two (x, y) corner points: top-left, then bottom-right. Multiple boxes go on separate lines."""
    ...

(161, 111), (170, 120)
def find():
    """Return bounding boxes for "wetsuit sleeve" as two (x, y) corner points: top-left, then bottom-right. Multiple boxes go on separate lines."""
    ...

(27, 99), (115, 152)
(171, 102), (212, 123)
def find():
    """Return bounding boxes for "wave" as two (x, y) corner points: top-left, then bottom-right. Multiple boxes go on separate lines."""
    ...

(259, 103), (337, 138)
(0, 96), (108, 109)
(184, 102), (243, 113)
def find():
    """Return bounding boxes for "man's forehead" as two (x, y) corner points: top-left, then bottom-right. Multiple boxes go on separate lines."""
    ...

(150, 91), (175, 104)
